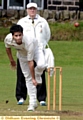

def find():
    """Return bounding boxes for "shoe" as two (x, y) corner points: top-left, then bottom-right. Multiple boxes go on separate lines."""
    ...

(17, 98), (24, 105)
(35, 75), (42, 84)
(40, 101), (46, 106)
(27, 103), (38, 111)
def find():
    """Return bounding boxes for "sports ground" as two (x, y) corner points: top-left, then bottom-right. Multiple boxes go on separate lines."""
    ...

(0, 40), (83, 120)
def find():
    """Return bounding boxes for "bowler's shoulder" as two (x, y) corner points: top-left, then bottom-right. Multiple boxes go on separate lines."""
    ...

(5, 33), (12, 40)
(4, 33), (12, 43)
(23, 33), (32, 42)
(23, 33), (36, 44)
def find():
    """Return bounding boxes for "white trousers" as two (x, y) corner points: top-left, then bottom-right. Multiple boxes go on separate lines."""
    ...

(34, 48), (47, 76)
(18, 48), (46, 105)
(19, 58), (37, 105)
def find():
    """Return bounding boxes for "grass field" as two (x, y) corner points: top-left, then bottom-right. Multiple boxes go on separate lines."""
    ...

(0, 41), (83, 119)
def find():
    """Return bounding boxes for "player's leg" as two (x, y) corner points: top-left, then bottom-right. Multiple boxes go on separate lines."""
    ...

(37, 70), (47, 106)
(34, 57), (47, 106)
(19, 58), (37, 111)
(34, 49), (46, 84)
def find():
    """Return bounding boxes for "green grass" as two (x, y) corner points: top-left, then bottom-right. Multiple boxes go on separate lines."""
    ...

(49, 41), (83, 66)
(0, 41), (83, 119)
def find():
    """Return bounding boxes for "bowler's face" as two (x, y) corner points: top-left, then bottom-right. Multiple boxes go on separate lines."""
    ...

(13, 32), (23, 45)
(27, 7), (37, 18)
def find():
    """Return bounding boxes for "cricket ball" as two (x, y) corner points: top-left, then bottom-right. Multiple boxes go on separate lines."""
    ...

(74, 22), (79, 27)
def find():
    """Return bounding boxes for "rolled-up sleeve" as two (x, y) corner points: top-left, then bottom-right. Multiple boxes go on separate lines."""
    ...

(4, 34), (12, 48)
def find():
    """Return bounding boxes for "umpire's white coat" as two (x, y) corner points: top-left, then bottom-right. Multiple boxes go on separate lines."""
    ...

(17, 14), (51, 49)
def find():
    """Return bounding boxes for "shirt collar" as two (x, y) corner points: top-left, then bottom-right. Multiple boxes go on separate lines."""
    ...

(27, 14), (38, 19)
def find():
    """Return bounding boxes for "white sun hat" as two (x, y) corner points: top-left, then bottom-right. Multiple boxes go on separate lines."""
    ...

(27, 3), (37, 9)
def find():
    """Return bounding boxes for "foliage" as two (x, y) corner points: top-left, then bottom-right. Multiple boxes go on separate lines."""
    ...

(1, 20), (83, 41)
(49, 20), (83, 41)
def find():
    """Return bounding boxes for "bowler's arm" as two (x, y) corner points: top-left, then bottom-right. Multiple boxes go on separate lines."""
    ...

(28, 60), (37, 86)
(28, 60), (35, 79)
(6, 48), (16, 68)
(26, 41), (37, 86)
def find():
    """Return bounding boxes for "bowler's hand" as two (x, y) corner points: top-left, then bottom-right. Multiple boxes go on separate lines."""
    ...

(32, 79), (38, 86)
(10, 60), (16, 70)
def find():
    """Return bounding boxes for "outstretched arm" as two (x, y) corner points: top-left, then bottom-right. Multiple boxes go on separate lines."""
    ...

(28, 60), (37, 86)
(25, 36), (38, 86)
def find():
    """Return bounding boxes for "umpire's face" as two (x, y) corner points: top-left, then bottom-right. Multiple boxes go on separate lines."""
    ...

(27, 7), (37, 19)
(13, 32), (23, 45)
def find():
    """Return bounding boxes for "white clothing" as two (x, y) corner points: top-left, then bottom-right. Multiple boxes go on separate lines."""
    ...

(4, 33), (46, 105)
(44, 47), (54, 69)
(4, 33), (37, 60)
(17, 14), (51, 104)
(27, 3), (37, 9)
(44, 46), (55, 76)
(17, 14), (51, 49)
(17, 14), (51, 70)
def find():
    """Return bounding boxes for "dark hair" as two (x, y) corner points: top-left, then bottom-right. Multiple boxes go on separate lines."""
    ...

(10, 24), (23, 35)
